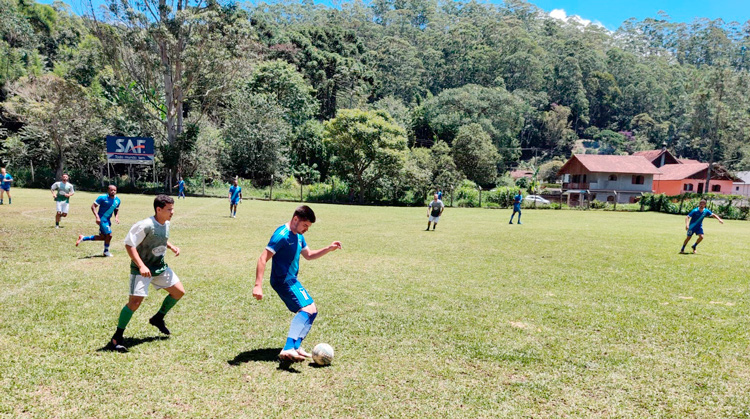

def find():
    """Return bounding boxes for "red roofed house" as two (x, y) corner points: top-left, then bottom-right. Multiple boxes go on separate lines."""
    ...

(633, 147), (681, 168)
(557, 154), (661, 205)
(652, 163), (736, 195)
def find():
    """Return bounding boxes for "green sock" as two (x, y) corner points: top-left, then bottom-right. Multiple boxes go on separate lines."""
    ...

(117, 305), (134, 329)
(158, 295), (179, 315)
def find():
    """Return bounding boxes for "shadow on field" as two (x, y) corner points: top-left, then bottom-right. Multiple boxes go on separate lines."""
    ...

(95, 336), (169, 352)
(228, 348), (302, 373)
(79, 254), (107, 259)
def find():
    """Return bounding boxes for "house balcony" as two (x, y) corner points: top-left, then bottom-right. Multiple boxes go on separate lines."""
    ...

(563, 182), (589, 189)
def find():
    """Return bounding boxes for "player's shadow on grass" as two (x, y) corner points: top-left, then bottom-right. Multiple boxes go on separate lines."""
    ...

(79, 254), (107, 259)
(95, 336), (169, 352)
(228, 348), (302, 373)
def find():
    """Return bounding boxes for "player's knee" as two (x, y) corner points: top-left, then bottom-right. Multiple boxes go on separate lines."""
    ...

(127, 298), (143, 311)
(301, 303), (317, 314)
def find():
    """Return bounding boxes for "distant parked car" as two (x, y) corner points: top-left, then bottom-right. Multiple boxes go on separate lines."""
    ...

(524, 195), (550, 205)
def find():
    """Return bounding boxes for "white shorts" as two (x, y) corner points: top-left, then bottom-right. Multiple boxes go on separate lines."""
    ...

(129, 267), (180, 297)
(429, 215), (440, 223)
(56, 201), (69, 214)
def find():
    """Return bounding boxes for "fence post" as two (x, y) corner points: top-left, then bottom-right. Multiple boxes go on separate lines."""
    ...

(478, 186), (482, 207)
(678, 194), (685, 213)
(300, 182), (303, 202)
(269, 174), (274, 201)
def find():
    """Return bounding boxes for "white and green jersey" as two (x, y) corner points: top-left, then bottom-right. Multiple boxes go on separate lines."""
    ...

(51, 181), (75, 203)
(124, 216), (170, 276)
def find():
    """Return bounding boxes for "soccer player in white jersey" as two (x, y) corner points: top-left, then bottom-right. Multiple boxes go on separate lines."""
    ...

(107, 195), (185, 352)
(51, 174), (75, 228)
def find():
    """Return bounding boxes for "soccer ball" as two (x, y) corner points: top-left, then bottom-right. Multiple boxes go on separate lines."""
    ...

(312, 343), (334, 366)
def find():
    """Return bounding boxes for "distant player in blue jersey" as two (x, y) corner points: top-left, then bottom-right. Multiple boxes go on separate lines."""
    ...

(228, 179), (242, 218)
(0, 167), (12, 205)
(173, 177), (185, 199)
(509, 190), (522, 224)
(681, 199), (723, 254)
(76, 185), (121, 257)
(253, 205), (342, 362)
(437, 189), (443, 200)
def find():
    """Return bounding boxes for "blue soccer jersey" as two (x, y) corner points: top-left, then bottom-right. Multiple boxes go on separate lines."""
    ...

(229, 185), (242, 203)
(1, 173), (12, 190)
(178, 180), (185, 191)
(266, 224), (308, 286)
(688, 207), (712, 231)
(95, 195), (121, 223)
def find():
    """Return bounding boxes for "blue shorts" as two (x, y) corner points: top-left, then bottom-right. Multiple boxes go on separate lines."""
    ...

(99, 221), (112, 235)
(513, 204), (521, 212)
(0, 185), (9, 191)
(231, 199), (240, 205)
(687, 226), (704, 237)
(272, 279), (314, 312)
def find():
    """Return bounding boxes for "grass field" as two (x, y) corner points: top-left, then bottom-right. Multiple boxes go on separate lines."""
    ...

(2, 188), (750, 418)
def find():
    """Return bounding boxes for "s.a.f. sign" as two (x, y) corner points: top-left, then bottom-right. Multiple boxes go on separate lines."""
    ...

(106, 136), (155, 164)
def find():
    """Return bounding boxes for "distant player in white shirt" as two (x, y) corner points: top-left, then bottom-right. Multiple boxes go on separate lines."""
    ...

(51, 174), (75, 228)
(426, 193), (444, 231)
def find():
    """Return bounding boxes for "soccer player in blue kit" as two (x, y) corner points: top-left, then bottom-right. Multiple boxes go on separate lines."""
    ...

(0, 167), (13, 204)
(509, 190), (522, 224)
(680, 199), (723, 254)
(253, 205), (342, 362)
(228, 178), (242, 218)
(173, 177), (186, 199)
(77, 185), (121, 256)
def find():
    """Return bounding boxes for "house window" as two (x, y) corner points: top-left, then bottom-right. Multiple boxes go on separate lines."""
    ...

(583, 174), (587, 183)
(607, 195), (615, 202)
(608, 175), (617, 181)
(683, 183), (694, 191)
(737, 186), (740, 191)
(632, 175), (644, 185)
(712, 184), (721, 192)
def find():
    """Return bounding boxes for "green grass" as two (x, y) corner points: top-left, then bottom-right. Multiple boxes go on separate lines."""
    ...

(2, 188), (750, 418)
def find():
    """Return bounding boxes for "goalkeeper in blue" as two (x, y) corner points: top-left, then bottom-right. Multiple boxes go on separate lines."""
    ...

(76, 185), (121, 256)
(253, 205), (342, 362)
(681, 199), (724, 254)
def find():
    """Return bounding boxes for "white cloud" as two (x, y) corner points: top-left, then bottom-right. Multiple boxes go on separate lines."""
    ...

(549, 8), (606, 29)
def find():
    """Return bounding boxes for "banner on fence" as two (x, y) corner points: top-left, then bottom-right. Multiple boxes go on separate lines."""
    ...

(106, 136), (155, 164)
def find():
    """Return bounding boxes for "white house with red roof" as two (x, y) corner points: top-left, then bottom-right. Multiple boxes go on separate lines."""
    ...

(557, 154), (661, 204)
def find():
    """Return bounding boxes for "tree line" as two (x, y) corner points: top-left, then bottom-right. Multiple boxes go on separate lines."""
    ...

(1, 0), (749, 204)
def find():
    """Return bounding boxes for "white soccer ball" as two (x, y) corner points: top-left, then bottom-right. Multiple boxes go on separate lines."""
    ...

(312, 343), (334, 366)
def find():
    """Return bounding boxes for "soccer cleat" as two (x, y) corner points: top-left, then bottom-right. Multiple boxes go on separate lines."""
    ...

(149, 316), (171, 335)
(107, 338), (128, 353)
(103, 251), (112, 257)
(76, 235), (84, 246)
(509, 221), (513, 224)
(517, 222), (522, 225)
(296, 347), (312, 358)
(279, 349), (306, 362)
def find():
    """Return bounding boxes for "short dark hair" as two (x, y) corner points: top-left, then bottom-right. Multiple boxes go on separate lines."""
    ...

(154, 194), (174, 210)
(293, 205), (316, 223)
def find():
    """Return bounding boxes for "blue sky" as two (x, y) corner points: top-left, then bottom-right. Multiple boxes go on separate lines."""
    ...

(43, 0), (750, 30)
(526, 0), (750, 30)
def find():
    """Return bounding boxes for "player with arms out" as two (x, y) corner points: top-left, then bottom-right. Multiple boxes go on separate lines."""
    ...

(681, 199), (724, 254)
(76, 185), (121, 257)
(253, 205), (342, 362)
(107, 195), (185, 352)
(229, 178), (242, 218)
(509, 190), (522, 225)
(0, 167), (13, 205)
(426, 193), (444, 231)
(51, 174), (75, 228)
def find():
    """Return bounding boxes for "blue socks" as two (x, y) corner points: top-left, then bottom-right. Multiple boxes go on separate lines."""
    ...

(83, 236), (95, 241)
(282, 311), (317, 350)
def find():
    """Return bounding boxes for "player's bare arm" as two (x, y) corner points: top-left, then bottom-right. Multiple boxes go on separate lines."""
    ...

(114, 209), (120, 224)
(91, 203), (101, 224)
(301, 241), (342, 260)
(167, 242), (180, 257)
(125, 244), (151, 278)
(712, 213), (725, 224)
(254, 249), (274, 300)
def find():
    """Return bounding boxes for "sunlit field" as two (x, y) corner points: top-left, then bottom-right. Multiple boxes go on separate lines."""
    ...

(2, 188), (750, 418)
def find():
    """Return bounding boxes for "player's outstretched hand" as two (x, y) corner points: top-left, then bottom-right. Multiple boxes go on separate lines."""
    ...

(96, 219), (101, 225)
(253, 285), (263, 300)
(330, 241), (343, 250)
(170, 245), (181, 257)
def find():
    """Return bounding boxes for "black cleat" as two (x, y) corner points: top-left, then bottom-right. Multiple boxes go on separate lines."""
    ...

(107, 338), (128, 353)
(149, 316), (171, 335)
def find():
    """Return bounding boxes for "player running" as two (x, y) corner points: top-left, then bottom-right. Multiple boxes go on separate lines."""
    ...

(426, 193), (444, 231)
(229, 179), (242, 218)
(107, 195), (185, 352)
(253, 205), (342, 362)
(76, 185), (121, 257)
(680, 199), (724, 254)
(0, 167), (13, 205)
(51, 174), (75, 228)
(173, 177), (186, 199)
(509, 190), (522, 224)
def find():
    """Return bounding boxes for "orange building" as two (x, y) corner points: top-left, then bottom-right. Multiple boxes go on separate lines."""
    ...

(652, 163), (736, 195)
